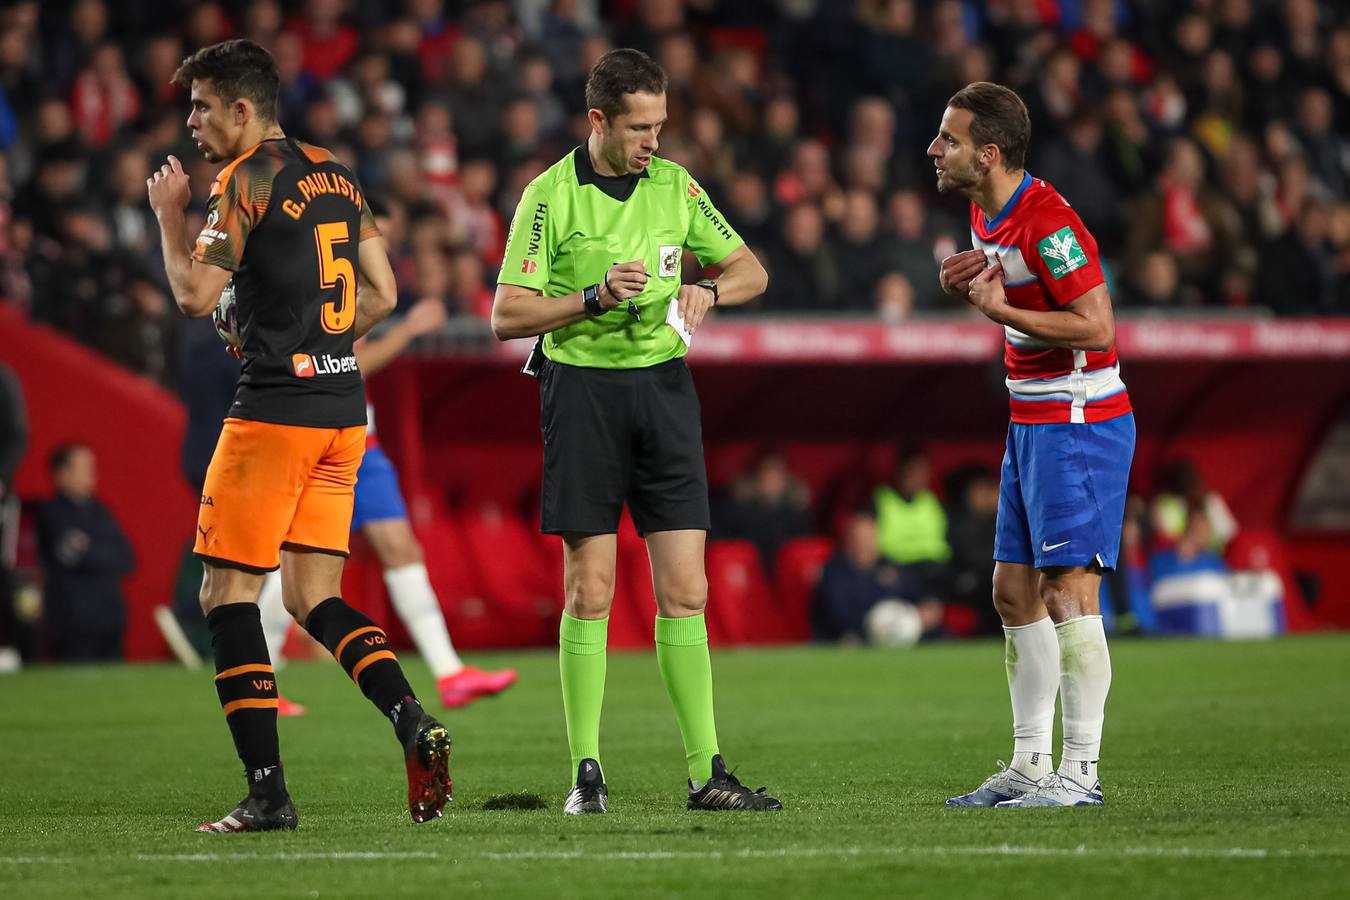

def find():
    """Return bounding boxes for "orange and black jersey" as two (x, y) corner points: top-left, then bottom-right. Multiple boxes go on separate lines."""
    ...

(194, 137), (380, 428)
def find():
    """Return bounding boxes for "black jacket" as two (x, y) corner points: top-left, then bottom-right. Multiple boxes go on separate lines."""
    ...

(36, 494), (134, 633)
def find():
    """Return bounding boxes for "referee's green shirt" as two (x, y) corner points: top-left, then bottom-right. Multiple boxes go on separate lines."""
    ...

(498, 146), (744, 369)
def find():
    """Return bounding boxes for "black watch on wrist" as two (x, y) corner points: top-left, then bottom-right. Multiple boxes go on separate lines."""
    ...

(583, 283), (605, 317)
(697, 278), (719, 305)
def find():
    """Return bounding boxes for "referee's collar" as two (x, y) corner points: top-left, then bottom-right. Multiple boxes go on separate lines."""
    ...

(573, 145), (648, 202)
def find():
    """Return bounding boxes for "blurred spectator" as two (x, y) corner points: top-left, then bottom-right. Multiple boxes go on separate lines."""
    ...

(1126, 137), (1241, 297)
(36, 443), (133, 661)
(874, 445), (951, 598)
(1123, 250), (1202, 309)
(766, 202), (839, 312)
(0, 361), (25, 664)
(1294, 86), (1348, 197)
(832, 189), (885, 311)
(70, 42), (140, 148)
(104, 146), (157, 264)
(711, 447), (813, 572)
(1034, 111), (1123, 253)
(0, 360), (24, 510)
(880, 189), (952, 310)
(811, 505), (943, 644)
(875, 271), (915, 324)
(943, 464), (1001, 634)
(291, 0), (359, 81)
(1256, 201), (1338, 314)
(1151, 459), (1239, 553)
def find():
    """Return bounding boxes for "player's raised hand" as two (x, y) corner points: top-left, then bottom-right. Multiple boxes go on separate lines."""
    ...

(939, 249), (988, 298)
(966, 260), (1007, 319)
(677, 282), (716, 334)
(404, 297), (448, 337)
(147, 155), (191, 219)
(603, 260), (647, 305)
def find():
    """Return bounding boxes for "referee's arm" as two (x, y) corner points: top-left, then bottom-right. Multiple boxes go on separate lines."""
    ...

(676, 244), (768, 333)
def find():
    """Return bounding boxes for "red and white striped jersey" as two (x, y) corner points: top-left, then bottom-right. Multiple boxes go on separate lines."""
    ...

(969, 172), (1132, 425)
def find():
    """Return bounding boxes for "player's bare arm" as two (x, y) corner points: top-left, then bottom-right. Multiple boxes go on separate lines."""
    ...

(968, 263), (1115, 352)
(148, 155), (232, 317)
(675, 244), (768, 334)
(490, 261), (639, 341)
(354, 235), (398, 339)
(354, 296), (446, 376)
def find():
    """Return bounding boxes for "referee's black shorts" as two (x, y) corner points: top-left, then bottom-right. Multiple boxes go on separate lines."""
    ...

(538, 357), (710, 537)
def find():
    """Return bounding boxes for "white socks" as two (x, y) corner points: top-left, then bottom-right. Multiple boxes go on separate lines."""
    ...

(384, 562), (463, 679)
(257, 570), (291, 668)
(1004, 617), (1060, 777)
(1055, 615), (1111, 787)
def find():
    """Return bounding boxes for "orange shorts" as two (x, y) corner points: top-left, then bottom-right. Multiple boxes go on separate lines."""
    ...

(194, 417), (366, 572)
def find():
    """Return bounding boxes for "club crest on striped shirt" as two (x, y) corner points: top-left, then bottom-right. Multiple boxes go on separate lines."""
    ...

(1037, 226), (1087, 279)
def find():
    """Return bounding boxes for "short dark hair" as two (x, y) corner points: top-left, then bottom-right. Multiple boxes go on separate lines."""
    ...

(947, 81), (1030, 171)
(585, 48), (667, 121)
(48, 443), (87, 473)
(172, 39), (280, 123)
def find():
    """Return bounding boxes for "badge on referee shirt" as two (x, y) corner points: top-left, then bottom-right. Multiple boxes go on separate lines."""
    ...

(658, 245), (680, 278)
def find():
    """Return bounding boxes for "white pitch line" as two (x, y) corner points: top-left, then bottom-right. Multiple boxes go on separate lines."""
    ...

(479, 845), (1346, 862)
(0, 846), (1344, 865)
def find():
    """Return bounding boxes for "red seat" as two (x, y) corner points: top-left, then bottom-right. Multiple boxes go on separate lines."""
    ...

(773, 537), (834, 642)
(705, 540), (773, 645)
(456, 501), (560, 647)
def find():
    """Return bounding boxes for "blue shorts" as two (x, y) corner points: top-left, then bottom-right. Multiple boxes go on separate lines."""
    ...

(350, 444), (408, 531)
(994, 414), (1135, 571)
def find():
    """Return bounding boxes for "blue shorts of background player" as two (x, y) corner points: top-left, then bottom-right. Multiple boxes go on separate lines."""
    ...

(994, 414), (1136, 570)
(351, 444), (408, 530)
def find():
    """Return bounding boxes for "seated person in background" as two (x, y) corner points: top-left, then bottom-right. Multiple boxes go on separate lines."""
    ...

(874, 445), (951, 599)
(942, 464), (1002, 635)
(1149, 504), (1230, 607)
(1150, 458), (1237, 551)
(811, 506), (942, 644)
(35, 444), (134, 661)
(710, 446), (813, 572)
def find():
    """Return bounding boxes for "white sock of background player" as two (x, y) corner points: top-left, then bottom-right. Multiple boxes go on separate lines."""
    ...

(384, 562), (464, 679)
(257, 569), (291, 668)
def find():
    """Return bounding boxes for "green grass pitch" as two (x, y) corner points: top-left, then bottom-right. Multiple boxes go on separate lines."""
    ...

(2, 636), (1348, 898)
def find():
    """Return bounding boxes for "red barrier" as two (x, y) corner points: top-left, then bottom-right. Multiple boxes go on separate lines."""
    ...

(0, 304), (196, 660)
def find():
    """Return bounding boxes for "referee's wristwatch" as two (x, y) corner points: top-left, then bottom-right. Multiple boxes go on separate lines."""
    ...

(583, 283), (606, 317)
(696, 279), (719, 305)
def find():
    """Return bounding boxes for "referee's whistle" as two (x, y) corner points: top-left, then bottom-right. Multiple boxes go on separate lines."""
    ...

(627, 301), (641, 322)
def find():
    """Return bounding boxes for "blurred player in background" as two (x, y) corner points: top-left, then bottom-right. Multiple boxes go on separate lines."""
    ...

(931, 83), (1134, 808)
(148, 39), (451, 832)
(256, 296), (517, 712)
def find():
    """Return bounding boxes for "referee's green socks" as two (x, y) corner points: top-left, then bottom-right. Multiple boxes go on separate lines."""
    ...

(656, 613), (720, 785)
(560, 612), (608, 780)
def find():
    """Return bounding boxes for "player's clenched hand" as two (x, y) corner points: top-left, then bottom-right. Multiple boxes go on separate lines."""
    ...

(603, 260), (647, 306)
(939, 250), (988, 298)
(677, 282), (716, 334)
(147, 155), (191, 219)
(966, 260), (1008, 320)
(404, 297), (448, 337)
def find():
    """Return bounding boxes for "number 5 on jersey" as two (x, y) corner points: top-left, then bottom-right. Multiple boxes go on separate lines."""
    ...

(315, 221), (355, 334)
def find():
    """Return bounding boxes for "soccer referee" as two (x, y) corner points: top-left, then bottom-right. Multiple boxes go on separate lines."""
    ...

(493, 49), (779, 815)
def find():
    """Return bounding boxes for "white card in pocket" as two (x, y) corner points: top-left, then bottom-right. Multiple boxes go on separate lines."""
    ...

(666, 297), (693, 348)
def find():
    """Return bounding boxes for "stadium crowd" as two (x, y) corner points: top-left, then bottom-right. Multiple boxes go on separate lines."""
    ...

(0, 0), (1348, 386)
